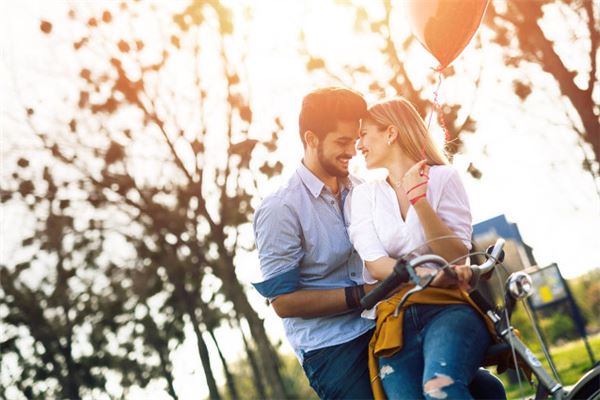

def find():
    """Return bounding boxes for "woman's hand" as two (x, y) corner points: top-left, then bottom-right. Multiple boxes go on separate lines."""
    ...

(429, 264), (473, 291)
(402, 160), (430, 205)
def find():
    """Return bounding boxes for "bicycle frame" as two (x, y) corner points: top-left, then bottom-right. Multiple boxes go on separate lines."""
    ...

(484, 306), (567, 399)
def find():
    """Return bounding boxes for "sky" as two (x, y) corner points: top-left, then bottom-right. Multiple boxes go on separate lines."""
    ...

(2, 0), (599, 399)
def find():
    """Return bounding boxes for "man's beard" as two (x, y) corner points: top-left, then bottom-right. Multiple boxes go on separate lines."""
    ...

(317, 143), (350, 178)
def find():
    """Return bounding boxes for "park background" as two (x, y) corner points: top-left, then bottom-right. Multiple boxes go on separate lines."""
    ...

(1, 0), (599, 399)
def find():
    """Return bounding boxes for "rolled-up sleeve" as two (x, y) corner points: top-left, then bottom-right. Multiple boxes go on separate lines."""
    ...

(252, 196), (303, 299)
(437, 169), (473, 250)
(347, 184), (388, 284)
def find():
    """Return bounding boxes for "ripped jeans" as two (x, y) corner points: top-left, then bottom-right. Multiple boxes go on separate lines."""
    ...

(378, 303), (491, 400)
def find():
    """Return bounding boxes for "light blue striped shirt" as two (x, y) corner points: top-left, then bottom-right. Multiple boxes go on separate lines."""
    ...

(253, 163), (375, 361)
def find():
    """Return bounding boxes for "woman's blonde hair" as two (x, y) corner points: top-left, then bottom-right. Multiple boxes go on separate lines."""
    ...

(367, 97), (448, 165)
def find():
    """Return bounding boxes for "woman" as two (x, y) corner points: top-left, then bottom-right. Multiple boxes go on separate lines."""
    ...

(347, 97), (495, 399)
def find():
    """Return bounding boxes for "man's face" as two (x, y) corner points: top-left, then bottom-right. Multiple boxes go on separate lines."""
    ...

(316, 120), (360, 177)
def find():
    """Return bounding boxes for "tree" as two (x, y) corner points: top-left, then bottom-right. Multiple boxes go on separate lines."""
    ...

(485, 0), (599, 177)
(2, 1), (287, 398)
(303, 1), (599, 187)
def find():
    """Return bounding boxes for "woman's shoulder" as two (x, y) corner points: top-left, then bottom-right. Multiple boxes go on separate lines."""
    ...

(428, 164), (461, 186)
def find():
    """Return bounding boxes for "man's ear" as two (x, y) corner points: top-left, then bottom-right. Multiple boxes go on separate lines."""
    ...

(304, 130), (319, 149)
(387, 125), (399, 144)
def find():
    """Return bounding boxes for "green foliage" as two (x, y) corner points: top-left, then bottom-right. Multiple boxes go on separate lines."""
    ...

(570, 269), (600, 330)
(540, 311), (577, 345)
(501, 333), (600, 399)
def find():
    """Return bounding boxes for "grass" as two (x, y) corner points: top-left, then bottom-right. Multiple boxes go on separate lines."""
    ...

(496, 333), (600, 399)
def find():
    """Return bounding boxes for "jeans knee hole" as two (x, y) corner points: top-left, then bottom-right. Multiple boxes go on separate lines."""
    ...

(379, 365), (394, 380)
(424, 374), (454, 399)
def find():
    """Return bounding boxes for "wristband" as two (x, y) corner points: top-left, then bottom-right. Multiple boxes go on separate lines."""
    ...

(409, 193), (427, 206)
(345, 285), (365, 309)
(406, 181), (428, 195)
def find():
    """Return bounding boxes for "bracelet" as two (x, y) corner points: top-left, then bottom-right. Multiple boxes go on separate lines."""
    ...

(345, 285), (365, 309)
(409, 193), (427, 205)
(405, 181), (428, 195)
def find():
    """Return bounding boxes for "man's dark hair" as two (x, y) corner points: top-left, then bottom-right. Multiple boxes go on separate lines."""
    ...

(298, 87), (367, 147)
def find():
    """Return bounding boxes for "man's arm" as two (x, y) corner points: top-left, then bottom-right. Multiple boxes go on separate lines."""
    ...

(271, 289), (347, 318)
(271, 284), (376, 318)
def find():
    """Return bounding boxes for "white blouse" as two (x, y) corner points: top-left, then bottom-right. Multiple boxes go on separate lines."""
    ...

(345, 165), (473, 285)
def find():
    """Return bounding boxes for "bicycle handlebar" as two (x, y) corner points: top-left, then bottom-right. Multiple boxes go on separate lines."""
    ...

(360, 238), (506, 310)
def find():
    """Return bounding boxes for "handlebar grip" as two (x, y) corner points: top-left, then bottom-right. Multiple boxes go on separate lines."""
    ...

(360, 259), (410, 310)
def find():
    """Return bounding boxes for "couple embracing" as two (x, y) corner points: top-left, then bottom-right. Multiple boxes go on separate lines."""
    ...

(252, 87), (505, 400)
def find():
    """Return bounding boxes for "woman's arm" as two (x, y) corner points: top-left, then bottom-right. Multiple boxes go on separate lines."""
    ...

(412, 199), (468, 263)
(403, 162), (471, 264)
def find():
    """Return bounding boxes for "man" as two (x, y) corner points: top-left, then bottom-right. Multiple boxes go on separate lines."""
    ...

(253, 87), (505, 399)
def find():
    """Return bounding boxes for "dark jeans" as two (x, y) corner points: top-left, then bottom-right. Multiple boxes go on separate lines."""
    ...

(378, 304), (494, 399)
(302, 329), (374, 399)
(302, 312), (506, 399)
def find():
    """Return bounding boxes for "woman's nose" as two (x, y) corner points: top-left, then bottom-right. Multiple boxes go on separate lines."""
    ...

(356, 139), (364, 151)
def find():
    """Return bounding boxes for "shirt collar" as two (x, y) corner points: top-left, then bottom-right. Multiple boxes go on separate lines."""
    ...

(297, 162), (354, 198)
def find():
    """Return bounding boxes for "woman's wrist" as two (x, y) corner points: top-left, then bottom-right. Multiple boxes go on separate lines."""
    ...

(409, 193), (427, 206)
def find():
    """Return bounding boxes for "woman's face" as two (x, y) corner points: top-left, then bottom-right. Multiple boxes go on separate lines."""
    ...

(357, 119), (389, 169)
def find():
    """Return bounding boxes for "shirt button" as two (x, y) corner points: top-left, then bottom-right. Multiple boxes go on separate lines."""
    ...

(330, 200), (335, 205)
(351, 272), (356, 277)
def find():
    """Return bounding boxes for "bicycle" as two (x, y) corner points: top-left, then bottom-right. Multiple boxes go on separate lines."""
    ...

(360, 238), (600, 400)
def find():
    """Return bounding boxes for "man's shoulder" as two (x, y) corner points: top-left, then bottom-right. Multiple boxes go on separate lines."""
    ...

(255, 174), (304, 216)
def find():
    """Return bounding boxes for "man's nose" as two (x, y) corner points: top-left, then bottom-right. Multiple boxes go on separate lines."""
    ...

(347, 142), (357, 157)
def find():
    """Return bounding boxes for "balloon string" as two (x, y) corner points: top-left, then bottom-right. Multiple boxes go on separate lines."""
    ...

(425, 70), (450, 159)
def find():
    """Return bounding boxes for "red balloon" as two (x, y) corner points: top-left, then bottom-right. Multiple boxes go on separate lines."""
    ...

(407, 0), (489, 70)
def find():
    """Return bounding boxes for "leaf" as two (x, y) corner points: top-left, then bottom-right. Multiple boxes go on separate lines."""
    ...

(102, 10), (112, 23)
(18, 180), (34, 196)
(307, 57), (325, 71)
(230, 139), (258, 157)
(73, 37), (88, 50)
(239, 106), (252, 122)
(467, 162), (482, 179)
(80, 68), (91, 81)
(170, 35), (180, 48)
(105, 141), (125, 164)
(40, 20), (52, 34)
(118, 40), (130, 53)
(191, 139), (204, 154)
(78, 91), (89, 108)
(513, 80), (532, 100)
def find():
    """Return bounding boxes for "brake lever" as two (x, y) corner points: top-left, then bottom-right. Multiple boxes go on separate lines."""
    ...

(392, 264), (436, 317)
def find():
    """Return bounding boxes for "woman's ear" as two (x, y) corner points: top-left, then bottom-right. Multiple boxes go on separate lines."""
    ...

(387, 125), (399, 144)
(304, 130), (319, 149)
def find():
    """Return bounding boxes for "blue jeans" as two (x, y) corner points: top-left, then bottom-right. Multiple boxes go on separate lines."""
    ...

(302, 328), (374, 399)
(378, 303), (492, 400)
(301, 321), (505, 399)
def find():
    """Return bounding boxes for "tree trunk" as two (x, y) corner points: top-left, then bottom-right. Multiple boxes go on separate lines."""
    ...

(172, 273), (221, 400)
(191, 317), (221, 400)
(223, 277), (289, 399)
(208, 329), (239, 400)
(235, 318), (268, 400)
(513, 1), (600, 162)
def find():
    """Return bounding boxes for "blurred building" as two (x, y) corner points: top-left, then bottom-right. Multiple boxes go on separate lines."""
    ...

(471, 214), (538, 304)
